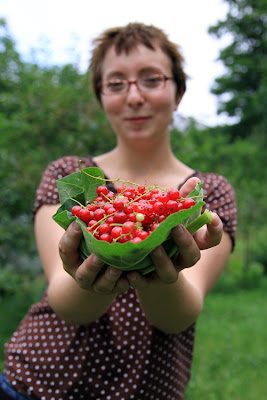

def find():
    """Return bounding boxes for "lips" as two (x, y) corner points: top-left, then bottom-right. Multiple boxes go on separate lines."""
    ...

(125, 116), (151, 124)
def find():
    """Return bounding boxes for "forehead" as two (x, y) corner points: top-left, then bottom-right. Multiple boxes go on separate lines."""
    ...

(101, 44), (172, 78)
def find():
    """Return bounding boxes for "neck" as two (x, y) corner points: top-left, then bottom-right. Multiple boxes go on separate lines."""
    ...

(93, 136), (193, 188)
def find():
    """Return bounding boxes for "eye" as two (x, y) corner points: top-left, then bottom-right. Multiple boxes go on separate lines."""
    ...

(141, 74), (164, 88)
(105, 79), (126, 92)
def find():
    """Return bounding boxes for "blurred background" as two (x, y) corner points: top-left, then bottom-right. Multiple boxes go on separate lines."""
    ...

(0, 0), (266, 398)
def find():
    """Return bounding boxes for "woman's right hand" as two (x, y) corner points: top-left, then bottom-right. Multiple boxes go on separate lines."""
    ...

(59, 221), (132, 295)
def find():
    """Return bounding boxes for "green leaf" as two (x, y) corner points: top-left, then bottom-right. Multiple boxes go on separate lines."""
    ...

(53, 167), (211, 274)
(55, 167), (105, 205)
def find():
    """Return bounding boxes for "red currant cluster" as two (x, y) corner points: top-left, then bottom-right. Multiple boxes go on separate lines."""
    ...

(71, 184), (196, 244)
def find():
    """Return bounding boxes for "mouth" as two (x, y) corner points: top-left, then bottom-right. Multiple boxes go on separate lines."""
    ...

(125, 116), (151, 124)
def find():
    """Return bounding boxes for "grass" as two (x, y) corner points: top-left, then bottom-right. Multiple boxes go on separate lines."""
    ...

(1, 274), (266, 399)
(185, 286), (267, 400)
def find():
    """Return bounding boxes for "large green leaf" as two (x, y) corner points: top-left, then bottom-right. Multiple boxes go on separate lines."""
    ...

(53, 167), (212, 274)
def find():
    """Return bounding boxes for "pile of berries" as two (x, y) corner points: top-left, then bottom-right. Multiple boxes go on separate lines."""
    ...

(71, 184), (196, 244)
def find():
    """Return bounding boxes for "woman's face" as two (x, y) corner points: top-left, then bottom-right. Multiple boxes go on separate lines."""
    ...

(100, 44), (181, 146)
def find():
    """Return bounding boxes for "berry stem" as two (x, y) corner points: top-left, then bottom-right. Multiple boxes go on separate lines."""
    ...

(186, 209), (213, 234)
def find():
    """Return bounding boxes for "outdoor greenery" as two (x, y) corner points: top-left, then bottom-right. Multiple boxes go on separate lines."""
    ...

(0, 0), (266, 397)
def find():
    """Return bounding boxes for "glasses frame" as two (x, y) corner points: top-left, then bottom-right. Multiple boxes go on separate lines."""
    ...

(98, 73), (173, 96)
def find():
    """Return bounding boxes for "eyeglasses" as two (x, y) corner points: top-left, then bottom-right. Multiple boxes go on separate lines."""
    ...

(99, 74), (173, 95)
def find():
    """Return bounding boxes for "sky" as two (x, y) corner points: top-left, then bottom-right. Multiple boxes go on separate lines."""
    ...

(0, 0), (234, 126)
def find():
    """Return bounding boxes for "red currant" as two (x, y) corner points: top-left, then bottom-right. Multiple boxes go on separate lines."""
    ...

(96, 185), (109, 196)
(99, 233), (113, 243)
(71, 205), (82, 216)
(77, 208), (92, 223)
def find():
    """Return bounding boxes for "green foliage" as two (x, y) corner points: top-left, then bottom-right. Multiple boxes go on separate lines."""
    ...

(185, 285), (267, 399)
(208, 0), (267, 139)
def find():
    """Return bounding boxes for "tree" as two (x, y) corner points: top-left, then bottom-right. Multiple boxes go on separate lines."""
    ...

(0, 18), (115, 268)
(208, 0), (267, 139)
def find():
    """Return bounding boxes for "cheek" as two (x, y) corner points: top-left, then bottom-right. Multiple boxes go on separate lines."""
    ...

(102, 97), (123, 115)
(151, 92), (177, 113)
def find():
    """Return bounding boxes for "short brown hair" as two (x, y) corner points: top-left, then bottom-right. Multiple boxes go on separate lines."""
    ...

(89, 23), (187, 104)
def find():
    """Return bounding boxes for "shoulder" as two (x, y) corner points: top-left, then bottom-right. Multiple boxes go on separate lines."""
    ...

(33, 156), (95, 217)
(194, 171), (236, 200)
(194, 171), (237, 247)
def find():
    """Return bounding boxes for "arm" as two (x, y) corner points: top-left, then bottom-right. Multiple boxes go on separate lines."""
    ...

(126, 177), (233, 334)
(129, 223), (232, 334)
(35, 205), (131, 325)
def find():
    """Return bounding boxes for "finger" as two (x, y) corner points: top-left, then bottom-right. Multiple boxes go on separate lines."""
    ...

(179, 177), (201, 198)
(93, 266), (124, 294)
(150, 246), (179, 284)
(59, 221), (83, 269)
(127, 271), (148, 289)
(193, 212), (223, 250)
(74, 254), (105, 289)
(171, 225), (201, 269)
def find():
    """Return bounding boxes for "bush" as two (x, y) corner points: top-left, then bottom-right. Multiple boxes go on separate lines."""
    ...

(212, 257), (266, 293)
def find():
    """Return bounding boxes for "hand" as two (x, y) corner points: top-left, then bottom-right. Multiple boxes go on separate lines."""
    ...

(59, 221), (132, 294)
(128, 177), (223, 286)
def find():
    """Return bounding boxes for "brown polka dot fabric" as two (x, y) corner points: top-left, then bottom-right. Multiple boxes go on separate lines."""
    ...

(4, 156), (237, 400)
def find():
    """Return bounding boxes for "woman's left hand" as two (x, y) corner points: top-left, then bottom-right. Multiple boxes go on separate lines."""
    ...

(127, 177), (223, 287)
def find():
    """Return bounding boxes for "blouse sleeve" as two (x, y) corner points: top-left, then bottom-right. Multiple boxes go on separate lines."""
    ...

(198, 172), (237, 249)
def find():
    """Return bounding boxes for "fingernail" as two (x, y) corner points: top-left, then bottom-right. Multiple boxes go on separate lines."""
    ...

(173, 224), (184, 236)
(109, 267), (120, 276)
(92, 255), (104, 266)
(151, 246), (162, 258)
(73, 221), (81, 231)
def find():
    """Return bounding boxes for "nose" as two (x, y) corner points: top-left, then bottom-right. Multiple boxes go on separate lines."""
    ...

(126, 82), (145, 107)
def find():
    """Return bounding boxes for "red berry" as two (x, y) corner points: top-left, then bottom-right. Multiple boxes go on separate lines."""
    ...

(117, 185), (127, 193)
(167, 188), (180, 201)
(113, 198), (125, 211)
(94, 208), (106, 221)
(122, 221), (136, 235)
(99, 223), (112, 235)
(111, 226), (123, 239)
(77, 208), (92, 223)
(165, 200), (179, 214)
(103, 203), (113, 213)
(71, 205), (82, 216)
(151, 223), (160, 231)
(178, 198), (196, 210)
(144, 203), (154, 215)
(87, 204), (97, 212)
(127, 213), (137, 222)
(113, 211), (127, 224)
(136, 230), (149, 240)
(153, 201), (165, 215)
(106, 191), (115, 200)
(96, 185), (109, 196)
(106, 216), (115, 224)
(137, 185), (146, 194)
(158, 215), (166, 223)
(107, 207), (117, 215)
(124, 205), (133, 214)
(99, 233), (113, 243)
(130, 237), (143, 243)
(157, 191), (169, 203)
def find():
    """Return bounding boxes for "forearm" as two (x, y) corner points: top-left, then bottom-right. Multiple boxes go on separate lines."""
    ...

(47, 271), (116, 325)
(136, 271), (203, 334)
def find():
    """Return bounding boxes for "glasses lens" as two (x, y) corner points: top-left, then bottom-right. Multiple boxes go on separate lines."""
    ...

(140, 74), (165, 90)
(103, 79), (126, 94)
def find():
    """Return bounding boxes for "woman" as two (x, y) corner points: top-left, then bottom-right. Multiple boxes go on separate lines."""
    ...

(1, 23), (237, 399)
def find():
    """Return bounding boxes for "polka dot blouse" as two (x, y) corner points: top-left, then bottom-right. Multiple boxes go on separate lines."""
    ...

(4, 156), (237, 400)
